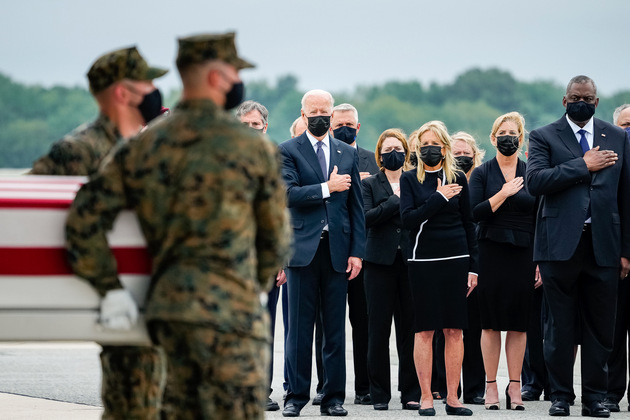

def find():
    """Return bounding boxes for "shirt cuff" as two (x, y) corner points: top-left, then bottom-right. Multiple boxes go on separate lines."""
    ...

(437, 191), (449, 201)
(468, 272), (478, 277)
(321, 182), (330, 199)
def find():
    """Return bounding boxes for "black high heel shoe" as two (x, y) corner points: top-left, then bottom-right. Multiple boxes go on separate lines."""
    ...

(485, 380), (499, 410)
(506, 379), (525, 411)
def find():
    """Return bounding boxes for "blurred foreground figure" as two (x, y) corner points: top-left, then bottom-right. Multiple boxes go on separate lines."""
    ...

(66, 32), (290, 420)
(32, 45), (168, 420)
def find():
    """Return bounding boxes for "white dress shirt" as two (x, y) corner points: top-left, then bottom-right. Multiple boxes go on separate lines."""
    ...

(306, 131), (331, 199)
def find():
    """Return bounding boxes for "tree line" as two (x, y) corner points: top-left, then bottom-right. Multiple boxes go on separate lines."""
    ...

(2, 69), (629, 168)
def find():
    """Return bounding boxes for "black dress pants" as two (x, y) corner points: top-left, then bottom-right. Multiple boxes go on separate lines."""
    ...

(285, 236), (348, 409)
(540, 229), (618, 403)
(606, 276), (630, 402)
(364, 252), (420, 404)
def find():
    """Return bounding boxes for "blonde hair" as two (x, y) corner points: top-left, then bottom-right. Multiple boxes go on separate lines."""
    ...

(451, 131), (485, 170)
(374, 128), (409, 172)
(490, 112), (527, 156)
(415, 121), (458, 184)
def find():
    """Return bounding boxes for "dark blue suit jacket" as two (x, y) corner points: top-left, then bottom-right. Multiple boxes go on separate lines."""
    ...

(526, 115), (630, 267)
(278, 132), (365, 272)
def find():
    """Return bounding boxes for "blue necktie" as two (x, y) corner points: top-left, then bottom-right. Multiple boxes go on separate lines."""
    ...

(579, 129), (590, 154)
(316, 141), (327, 180)
(579, 129), (591, 221)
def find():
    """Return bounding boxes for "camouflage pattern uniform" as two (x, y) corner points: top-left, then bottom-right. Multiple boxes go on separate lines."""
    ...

(65, 35), (291, 419)
(32, 46), (168, 420)
(32, 46), (167, 177)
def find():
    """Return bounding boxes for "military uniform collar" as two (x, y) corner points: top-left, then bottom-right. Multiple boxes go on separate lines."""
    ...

(175, 98), (221, 113)
(95, 112), (123, 144)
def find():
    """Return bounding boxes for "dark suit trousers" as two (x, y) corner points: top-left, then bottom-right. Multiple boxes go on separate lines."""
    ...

(347, 268), (370, 395)
(267, 283), (281, 395)
(285, 236), (348, 409)
(314, 269), (369, 395)
(606, 277), (630, 402)
(522, 286), (550, 397)
(462, 288), (485, 400)
(540, 230), (618, 403)
(364, 252), (420, 404)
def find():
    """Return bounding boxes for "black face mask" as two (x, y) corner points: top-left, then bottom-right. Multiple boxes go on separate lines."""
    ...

(307, 115), (331, 137)
(332, 126), (357, 145)
(138, 89), (163, 124)
(566, 100), (596, 122)
(381, 150), (406, 171)
(496, 135), (520, 157)
(455, 156), (474, 173)
(419, 145), (443, 167)
(224, 81), (244, 110)
(409, 152), (418, 167)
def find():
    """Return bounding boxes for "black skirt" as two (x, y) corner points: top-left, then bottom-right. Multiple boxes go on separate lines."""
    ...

(409, 257), (469, 332)
(476, 239), (535, 332)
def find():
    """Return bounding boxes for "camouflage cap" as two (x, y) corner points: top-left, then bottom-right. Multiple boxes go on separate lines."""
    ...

(176, 32), (255, 70)
(87, 46), (168, 94)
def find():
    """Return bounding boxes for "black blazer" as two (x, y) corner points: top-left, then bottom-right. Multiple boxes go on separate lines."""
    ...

(278, 132), (366, 272)
(357, 146), (380, 175)
(362, 171), (409, 265)
(526, 115), (630, 267)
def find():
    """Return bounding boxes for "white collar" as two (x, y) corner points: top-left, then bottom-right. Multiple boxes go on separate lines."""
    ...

(306, 130), (330, 148)
(566, 114), (594, 136)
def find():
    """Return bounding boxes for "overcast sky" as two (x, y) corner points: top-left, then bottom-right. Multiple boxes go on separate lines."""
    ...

(1, 0), (628, 95)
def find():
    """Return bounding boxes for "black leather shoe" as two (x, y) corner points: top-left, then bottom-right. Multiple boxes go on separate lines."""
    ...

(354, 394), (372, 405)
(549, 400), (570, 416)
(282, 403), (301, 417)
(445, 404), (473, 416)
(402, 401), (420, 410)
(321, 403), (348, 416)
(582, 401), (610, 418)
(418, 407), (436, 416)
(602, 398), (620, 413)
(373, 403), (388, 410)
(266, 397), (280, 411)
(464, 396), (485, 405)
(521, 390), (541, 401)
(312, 393), (324, 406)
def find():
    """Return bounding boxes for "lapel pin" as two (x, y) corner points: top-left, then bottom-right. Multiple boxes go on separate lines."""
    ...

(601, 134), (606, 137)
(337, 150), (341, 154)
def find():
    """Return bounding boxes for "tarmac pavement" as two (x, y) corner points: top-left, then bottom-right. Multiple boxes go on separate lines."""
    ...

(0, 312), (622, 419)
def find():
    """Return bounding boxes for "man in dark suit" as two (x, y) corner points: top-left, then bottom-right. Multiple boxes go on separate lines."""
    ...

(602, 104), (630, 412)
(279, 89), (366, 417)
(526, 75), (630, 418)
(308, 103), (377, 406)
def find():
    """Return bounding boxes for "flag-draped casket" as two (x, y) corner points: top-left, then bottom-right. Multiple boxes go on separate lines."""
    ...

(0, 176), (151, 344)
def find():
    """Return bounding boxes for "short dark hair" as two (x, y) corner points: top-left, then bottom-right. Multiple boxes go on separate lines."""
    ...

(566, 75), (597, 95)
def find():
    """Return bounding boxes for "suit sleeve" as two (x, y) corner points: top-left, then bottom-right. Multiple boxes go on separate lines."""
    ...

(618, 132), (630, 259)
(362, 176), (400, 228)
(526, 128), (591, 196)
(278, 143), (325, 208)
(254, 141), (292, 286)
(400, 173), (448, 230)
(65, 146), (127, 296)
(469, 165), (493, 222)
(348, 149), (366, 259)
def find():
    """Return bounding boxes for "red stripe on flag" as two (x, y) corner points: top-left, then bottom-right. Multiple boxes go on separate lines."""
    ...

(0, 198), (73, 209)
(0, 247), (151, 275)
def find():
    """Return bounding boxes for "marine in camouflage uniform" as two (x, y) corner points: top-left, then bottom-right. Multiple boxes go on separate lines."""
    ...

(65, 32), (291, 420)
(32, 46), (168, 420)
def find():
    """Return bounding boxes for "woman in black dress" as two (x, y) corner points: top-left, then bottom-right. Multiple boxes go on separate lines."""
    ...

(468, 112), (538, 411)
(362, 128), (420, 411)
(400, 120), (478, 417)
